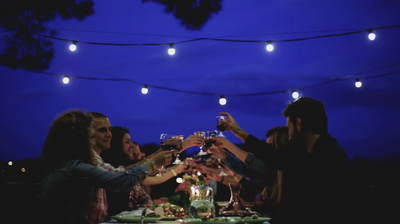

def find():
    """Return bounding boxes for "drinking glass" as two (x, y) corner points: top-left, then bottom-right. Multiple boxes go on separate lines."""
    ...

(172, 135), (184, 164)
(189, 185), (215, 219)
(194, 131), (207, 156)
(203, 130), (218, 149)
(216, 115), (228, 137)
(158, 133), (177, 176)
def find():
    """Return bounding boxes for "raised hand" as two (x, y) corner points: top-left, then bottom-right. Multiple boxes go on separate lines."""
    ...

(151, 150), (173, 168)
(220, 112), (249, 142)
(219, 112), (240, 134)
(182, 135), (205, 150)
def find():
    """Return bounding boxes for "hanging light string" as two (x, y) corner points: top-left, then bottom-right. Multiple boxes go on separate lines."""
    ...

(1, 24), (399, 47)
(21, 61), (400, 98)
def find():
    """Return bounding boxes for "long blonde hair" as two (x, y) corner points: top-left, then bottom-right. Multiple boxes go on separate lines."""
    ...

(269, 126), (292, 206)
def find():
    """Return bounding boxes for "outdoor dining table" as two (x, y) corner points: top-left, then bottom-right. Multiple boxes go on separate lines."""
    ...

(99, 202), (270, 224)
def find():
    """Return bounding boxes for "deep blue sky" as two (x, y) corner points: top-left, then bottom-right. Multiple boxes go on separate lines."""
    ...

(1, 0), (400, 162)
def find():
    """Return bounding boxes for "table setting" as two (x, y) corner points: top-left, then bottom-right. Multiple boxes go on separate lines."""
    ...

(101, 116), (271, 224)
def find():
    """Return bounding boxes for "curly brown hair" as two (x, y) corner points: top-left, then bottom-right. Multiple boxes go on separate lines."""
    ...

(41, 110), (95, 170)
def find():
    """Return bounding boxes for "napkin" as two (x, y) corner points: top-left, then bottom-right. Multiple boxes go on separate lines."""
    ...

(119, 208), (154, 216)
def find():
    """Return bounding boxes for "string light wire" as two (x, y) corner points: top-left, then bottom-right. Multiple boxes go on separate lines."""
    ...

(1, 24), (399, 48)
(21, 63), (400, 98)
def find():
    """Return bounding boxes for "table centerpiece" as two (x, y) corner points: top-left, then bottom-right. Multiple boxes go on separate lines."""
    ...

(168, 174), (221, 216)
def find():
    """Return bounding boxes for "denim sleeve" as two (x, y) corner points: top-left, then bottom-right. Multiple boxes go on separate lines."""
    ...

(72, 161), (149, 192)
(222, 152), (248, 177)
(245, 153), (277, 176)
(222, 149), (277, 181)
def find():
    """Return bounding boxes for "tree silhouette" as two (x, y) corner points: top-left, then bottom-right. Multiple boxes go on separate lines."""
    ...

(0, 0), (222, 71)
(142, 0), (222, 30)
(0, 0), (95, 70)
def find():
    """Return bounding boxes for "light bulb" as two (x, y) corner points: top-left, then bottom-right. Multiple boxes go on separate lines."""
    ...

(141, 85), (149, 94)
(368, 31), (376, 41)
(21, 168), (26, 172)
(62, 76), (70, 84)
(8, 161), (12, 166)
(266, 41), (274, 52)
(168, 44), (175, 55)
(355, 79), (362, 88)
(69, 41), (77, 51)
(219, 96), (227, 105)
(176, 177), (183, 183)
(292, 91), (299, 99)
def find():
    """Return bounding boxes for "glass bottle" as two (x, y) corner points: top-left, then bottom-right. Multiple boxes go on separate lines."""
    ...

(189, 185), (215, 219)
(219, 183), (252, 216)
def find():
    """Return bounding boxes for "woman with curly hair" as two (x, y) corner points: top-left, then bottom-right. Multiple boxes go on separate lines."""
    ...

(40, 110), (169, 224)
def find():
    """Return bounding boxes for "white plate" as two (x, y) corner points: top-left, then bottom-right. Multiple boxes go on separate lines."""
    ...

(177, 217), (240, 224)
(243, 217), (271, 223)
(112, 215), (163, 223)
(161, 216), (185, 221)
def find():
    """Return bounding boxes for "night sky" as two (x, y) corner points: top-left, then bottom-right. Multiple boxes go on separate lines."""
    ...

(1, 0), (400, 162)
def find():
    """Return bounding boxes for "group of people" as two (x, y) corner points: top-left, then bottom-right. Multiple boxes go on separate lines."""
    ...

(40, 111), (204, 224)
(40, 96), (354, 224)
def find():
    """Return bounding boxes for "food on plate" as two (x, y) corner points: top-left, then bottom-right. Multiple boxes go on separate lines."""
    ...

(244, 215), (259, 220)
(150, 203), (186, 217)
(199, 217), (236, 222)
(146, 213), (161, 217)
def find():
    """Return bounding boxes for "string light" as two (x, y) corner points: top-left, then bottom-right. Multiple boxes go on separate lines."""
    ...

(168, 43), (176, 55)
(27, 62), (400, 99)
(2, 24), (399, 54)
(367, 29), (376, 41)
(355, 79), (362, 88)
(69, 41), (77, 51)
(62, 76), (70, 84)
(141, 85), (149, 94)
(21, 168), (26, 172)
(219, 95), (227, 105)
(266, 41), (274, 52)
(8, 161), (12, 166)
(292, 90), (299, 99)
(176, 177), (183, 183)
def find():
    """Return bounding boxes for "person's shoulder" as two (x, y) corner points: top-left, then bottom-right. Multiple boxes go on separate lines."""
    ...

(318, 133), (349, 159)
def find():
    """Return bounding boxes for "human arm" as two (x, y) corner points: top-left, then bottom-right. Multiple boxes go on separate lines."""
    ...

(72, 160), (149, 192)
(209, 137), (248, 163)
(179, 135), (205, 151)
(219, 112), (249, 142)
(141, 163), (187, 185)
(199, 166), (238, 186)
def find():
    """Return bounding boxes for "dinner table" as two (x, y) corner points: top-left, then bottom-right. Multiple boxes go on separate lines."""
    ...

(99, 202), (271, 224)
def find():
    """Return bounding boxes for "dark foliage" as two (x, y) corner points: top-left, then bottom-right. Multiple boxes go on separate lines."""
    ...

(0, 0), (94, 70)
(142, 0), (223, 30)
(0, 0), (221, 71)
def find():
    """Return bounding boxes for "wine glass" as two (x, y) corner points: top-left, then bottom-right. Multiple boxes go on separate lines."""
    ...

(216, 115), (228, 137)
(194, 131), (207, 156)
(172, 135), (184, 164)
(203, 130), (218, 150)
(158, 133), (177, 176)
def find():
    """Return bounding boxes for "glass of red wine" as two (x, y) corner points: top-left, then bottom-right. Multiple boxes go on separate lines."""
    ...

(203, 130), (218, 150)
(158, 133), (177, 176)
(216, 115), (228, 137)
(172, 135), (184, 164)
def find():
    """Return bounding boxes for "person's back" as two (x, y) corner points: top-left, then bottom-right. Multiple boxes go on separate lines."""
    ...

(42, 160), (92, 224)
(274, 133), (351, 224)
